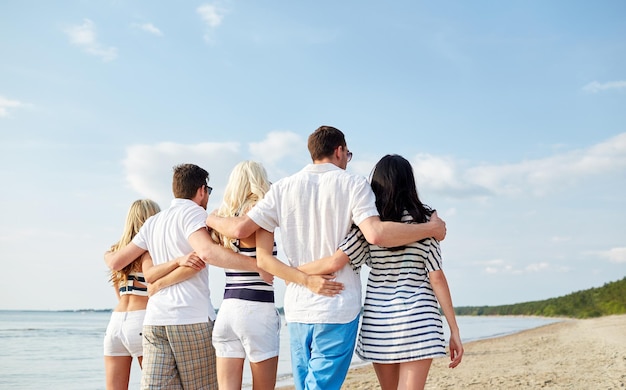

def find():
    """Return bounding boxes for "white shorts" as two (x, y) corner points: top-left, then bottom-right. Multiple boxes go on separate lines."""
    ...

(212, 299), (281, 362)
(103, 310), (145, 358)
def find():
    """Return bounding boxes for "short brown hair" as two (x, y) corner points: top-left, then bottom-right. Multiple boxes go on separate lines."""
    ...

(307, 126), (347, 161)
(172, 164), (209, 199)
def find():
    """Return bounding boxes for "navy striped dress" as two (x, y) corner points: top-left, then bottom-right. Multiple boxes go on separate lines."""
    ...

(340, 213), (446, 363)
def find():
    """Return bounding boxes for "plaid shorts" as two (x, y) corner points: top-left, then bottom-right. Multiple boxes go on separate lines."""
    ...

(141, 320), (217, 389)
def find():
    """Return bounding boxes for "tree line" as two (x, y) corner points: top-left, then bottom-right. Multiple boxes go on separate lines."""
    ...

(454, 276), (626, 318)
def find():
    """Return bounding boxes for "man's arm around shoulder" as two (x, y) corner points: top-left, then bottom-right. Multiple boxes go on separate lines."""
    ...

(205, 212), (260, 239)
(188, 227), (258, 271)
(104, 243), (146, 271)
(358, 211), (446, 247)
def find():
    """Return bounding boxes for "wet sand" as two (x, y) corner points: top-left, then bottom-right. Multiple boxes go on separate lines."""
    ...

(278, 314), (626, 389)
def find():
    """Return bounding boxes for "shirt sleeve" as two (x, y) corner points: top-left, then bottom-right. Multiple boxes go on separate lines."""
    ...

(350, 175), (379, 226)
(339, 225), (370, 272)
(131, 221), (149, 250)
(424, 238), (443, 272)
(183, 204), (209, 240)
(247, 186), (280, 232)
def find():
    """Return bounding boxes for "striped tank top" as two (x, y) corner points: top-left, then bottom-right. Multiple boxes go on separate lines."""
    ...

(222, 243), (277, 303)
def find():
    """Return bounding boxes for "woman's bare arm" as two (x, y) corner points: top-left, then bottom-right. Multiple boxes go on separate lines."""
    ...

(430, 270), (464, 368)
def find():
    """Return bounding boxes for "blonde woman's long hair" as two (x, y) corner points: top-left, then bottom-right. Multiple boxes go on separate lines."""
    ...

(109, 199), (161, 286)
(211, 161), (271, 251)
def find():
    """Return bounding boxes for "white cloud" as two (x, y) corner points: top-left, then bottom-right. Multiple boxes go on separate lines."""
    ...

(121, 132), (306, 208)
(0, 96), (23, 117)
(197, 3), (226, 42)
(478, 259), (505, 266)
(525, 262), (549, 272)
(410, 132), (626, 199)
(64, 19), (117, 61)
(249, 131), (304, 165)
(479, 259), (550, 275)
(248, 131), (309, 180)
(134, 23), (163, 36)
(597, 247), (626, 264)
(412, 154), (491, 198)
(123, 142), (243, 207)
(119, 131), (626, 214)
(197, 4), (225, 27)
(582, 80), (626, 93)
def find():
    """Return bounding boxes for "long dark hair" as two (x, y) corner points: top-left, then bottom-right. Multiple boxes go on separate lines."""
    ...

(370, 154), (432, 224)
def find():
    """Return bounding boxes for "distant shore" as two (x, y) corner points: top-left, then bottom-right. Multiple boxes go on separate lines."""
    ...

(278, 314), (626, 389)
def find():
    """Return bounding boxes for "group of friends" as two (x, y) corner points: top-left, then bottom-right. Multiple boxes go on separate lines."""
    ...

(102, 125), (464, 390)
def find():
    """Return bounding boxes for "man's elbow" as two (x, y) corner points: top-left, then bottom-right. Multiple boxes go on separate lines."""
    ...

(364, 231), (385, 246)
(105, 255), (124, 272)
(231, 225), (249, 240)
(231, 221), (258, 239)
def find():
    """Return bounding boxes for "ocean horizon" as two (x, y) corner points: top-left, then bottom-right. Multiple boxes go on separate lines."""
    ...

(0, 309), (560, 389)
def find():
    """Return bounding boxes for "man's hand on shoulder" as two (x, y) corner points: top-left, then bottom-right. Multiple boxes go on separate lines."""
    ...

(430, 211), (446, 241)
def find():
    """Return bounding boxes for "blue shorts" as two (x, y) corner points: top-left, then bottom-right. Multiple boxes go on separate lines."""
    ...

(288, 316), (359, 390)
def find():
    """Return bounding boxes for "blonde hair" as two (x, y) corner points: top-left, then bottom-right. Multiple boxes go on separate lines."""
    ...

(109, 199), (161, 286)
(211, 161), (271, 251)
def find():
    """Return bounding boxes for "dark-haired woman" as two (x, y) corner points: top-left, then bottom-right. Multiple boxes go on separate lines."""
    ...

(301, 154), (463, 390)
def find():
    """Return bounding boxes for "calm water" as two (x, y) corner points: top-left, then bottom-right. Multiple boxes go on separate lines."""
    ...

(0, 310), (559, 389)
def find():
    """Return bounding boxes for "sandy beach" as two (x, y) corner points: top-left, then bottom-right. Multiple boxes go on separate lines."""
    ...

(278, 314), (626, 389)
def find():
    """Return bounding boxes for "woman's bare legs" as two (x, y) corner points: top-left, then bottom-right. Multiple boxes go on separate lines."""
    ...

(250, 356), (279, 390)
(398, 359), (432, 390)
(373, 359), (433, 390)
(104, 356), (132, 390)
(373, 362), (399, 390)
(217, 357), (244, 390)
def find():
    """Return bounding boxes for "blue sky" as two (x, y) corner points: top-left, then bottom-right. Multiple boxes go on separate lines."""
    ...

(1, 1), (624, 311)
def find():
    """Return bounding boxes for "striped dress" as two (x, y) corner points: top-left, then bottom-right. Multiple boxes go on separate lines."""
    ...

(340, 213), (446, 363)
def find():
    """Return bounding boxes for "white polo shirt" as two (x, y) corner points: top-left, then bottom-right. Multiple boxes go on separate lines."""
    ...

(133, 198), (215, 325)
(247, 163), (378, 324)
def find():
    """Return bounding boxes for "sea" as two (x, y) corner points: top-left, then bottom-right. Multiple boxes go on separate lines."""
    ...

(0, 310), (559, 389)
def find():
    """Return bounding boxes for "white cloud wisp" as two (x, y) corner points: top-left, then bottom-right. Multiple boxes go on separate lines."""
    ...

(582, 80), (626, 93)
(0, 95), (24, 117)
(64, 19), (118, 61)
(197, 4), (226, 43)
(411, 132), (626, 199)
(134, 23), (163, 36)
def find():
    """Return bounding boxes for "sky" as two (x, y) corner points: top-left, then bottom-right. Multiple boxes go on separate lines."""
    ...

(1, 1), (625, 311)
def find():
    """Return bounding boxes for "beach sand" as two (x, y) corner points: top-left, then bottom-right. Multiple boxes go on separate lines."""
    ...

(278, 314), (626, 389)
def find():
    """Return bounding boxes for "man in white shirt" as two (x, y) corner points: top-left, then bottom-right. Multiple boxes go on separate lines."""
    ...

(206, 126), (447, 390)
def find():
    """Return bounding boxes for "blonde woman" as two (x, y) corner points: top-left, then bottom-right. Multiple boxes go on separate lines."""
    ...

(104, 199), (160, 390)
(210, 161), (280, 390)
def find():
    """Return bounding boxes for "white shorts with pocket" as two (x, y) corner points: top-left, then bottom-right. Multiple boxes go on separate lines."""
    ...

(103, 310), (145, 358)
(212, 299), (281, 362)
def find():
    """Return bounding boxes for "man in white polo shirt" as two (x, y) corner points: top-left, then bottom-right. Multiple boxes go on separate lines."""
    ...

(206, 126), (446, 390)
(105, 163), (265, 389)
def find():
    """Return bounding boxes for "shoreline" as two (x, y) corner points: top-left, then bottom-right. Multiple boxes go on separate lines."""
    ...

(277, 314), (626, 389)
